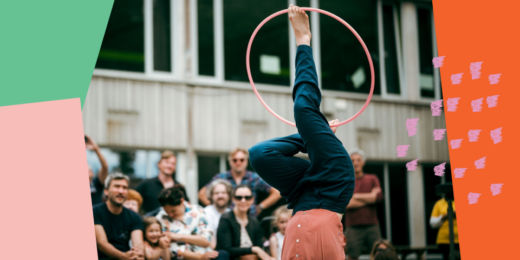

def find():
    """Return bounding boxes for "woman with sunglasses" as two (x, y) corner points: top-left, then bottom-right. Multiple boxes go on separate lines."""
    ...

(216, 185), (275, 260)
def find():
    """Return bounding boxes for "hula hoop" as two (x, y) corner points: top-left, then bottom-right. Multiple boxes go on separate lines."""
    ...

(246, 7), (375, 127)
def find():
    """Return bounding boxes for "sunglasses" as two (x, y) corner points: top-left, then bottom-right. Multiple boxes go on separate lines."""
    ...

(234, 195), (253, 201)
(232, 158), (245, 163)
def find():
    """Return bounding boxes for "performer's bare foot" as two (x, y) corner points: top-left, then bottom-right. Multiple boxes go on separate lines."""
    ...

(288, 4), (311, 46)
(329, 119), (339, 133)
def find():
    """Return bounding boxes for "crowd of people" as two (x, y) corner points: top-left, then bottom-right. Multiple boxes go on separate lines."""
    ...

(87, 132), (458, 260)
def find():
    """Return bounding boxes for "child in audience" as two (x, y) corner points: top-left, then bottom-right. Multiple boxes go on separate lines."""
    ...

(269, 205), (292, 260)
(143, 217), (171, 260)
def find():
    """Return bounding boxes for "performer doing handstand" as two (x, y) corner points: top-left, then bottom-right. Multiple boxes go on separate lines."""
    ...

(248, 5), (355, 260)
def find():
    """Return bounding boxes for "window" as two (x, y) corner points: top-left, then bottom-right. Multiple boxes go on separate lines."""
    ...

(388, 163), (409, 245)
(319, 0), (381, 94)
(96, 0), (145, 72)
(153, 0), (172, 72)
(95, 0), (172, 73)
(197, 0), (215, 76)
(198, 154), (222, 190)
(223, 0), (290, 85)
(417, 7), (435, 98)
(383, 4), (401, 95)
(86, 148), (163, 180)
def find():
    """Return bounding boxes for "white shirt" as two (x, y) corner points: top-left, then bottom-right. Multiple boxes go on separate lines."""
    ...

(275, 232), (284, 260)
(204, 204), (230, 239)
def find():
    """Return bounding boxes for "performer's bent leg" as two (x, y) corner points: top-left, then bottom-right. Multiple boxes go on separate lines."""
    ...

(249, 134), (310, 202)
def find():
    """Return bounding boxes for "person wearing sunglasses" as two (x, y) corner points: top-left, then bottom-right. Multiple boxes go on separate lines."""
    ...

(247, 5), (355, 260)
(216, 185), (275, 260)
(369, 240), (399, 260)
(198, 148), (281, 217)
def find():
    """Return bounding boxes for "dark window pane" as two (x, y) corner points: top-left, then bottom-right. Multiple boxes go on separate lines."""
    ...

(198, 0), (215, 76)
(96, 0), (145, 72)
(417, 7), (434, 98)
(319, 0), (381, 94)
(153, 0), (171, 72)
(298, 0), (311, 8)
(383, 5), (400, 94)
(389, 164), (409, 245)
(364, 163), (387, 239)
(198, 155), (221, 190)
(224, 0), (290, 85)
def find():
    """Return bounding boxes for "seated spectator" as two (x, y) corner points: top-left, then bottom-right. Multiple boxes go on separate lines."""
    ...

(86, 134), (109, 207)
(143, 217), (171, 260)
(216, 185), (274, 260)
(93, 173), (144, 260)
(144, 183), (190, 218)
(269, 205), (292, 260)
(204, 179), (233, 249)
(369, 239), (399, 260)
(124, 189), (143, 214)
(156, 186), (227, 260)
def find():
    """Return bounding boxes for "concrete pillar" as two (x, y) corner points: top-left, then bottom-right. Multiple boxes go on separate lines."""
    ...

(401, 2), (420, 102)
(407, 163), (426, 247)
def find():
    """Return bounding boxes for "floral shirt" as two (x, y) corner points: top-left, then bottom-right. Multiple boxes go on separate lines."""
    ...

(155, 202), (213, 255)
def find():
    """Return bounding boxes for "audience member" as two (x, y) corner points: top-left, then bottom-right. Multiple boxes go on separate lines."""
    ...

(143, 217), (171, 260)
(430, 197), (459, 260)
(156, 186), (227, 260)
(369, 240), (398, 260)
(344, 148), (384, 260)
(144, 183), (190, 218)
(198, 148), (281, 217)
(216, 185), (274, 260)
(136, 151), (189, 214)
(204, 179), (233, 249)
(269, 205), (292, 260)
(93, 173), (145, 260)
(86, 135), (109, 207)
(123, 189), (143, 214)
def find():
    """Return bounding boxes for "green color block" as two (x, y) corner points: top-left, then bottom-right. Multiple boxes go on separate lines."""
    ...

(0, 0), (114, 108)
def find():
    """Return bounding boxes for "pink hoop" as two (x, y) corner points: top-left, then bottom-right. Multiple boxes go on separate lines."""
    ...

(246, 8), (375, 127)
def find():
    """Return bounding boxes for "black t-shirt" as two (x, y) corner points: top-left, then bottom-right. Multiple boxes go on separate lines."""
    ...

(91, 177), (104, 207)
(136, 177), (189, 214)
(93, 203), (143, 259)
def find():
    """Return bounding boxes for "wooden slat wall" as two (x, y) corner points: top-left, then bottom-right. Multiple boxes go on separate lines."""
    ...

(83, 76), (449, 162)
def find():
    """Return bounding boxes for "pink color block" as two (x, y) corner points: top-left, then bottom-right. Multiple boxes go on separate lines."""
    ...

(433, 129), (447, 140)
(396, 145), (410, 157)
(454, 168), (467, 178)
(432, 56), (445, 68)
(406, 159), (419, 171)
(468, 192), (481, 204)
(491, 184), (504, 196)
(468, 130), (481, 142)
(486, 95), (499, 108)
(0, 99), (97, 259)
(490, 127), (503, 144)
(471, 98), (484, 112)
(470, 61), (483, 79)
(431, 99), (444, 116)
(451, 73), (463, 84)
(489, 74), (502, 84)
(406, 118), (420, 137)
(450, 139), (463, 149)
(447, 98), (461, 112)
(475, 157), (486, 169)
(434, 162), (447, 176)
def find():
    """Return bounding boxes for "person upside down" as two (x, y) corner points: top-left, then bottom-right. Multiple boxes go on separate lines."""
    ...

(248, 4), (355, 260)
